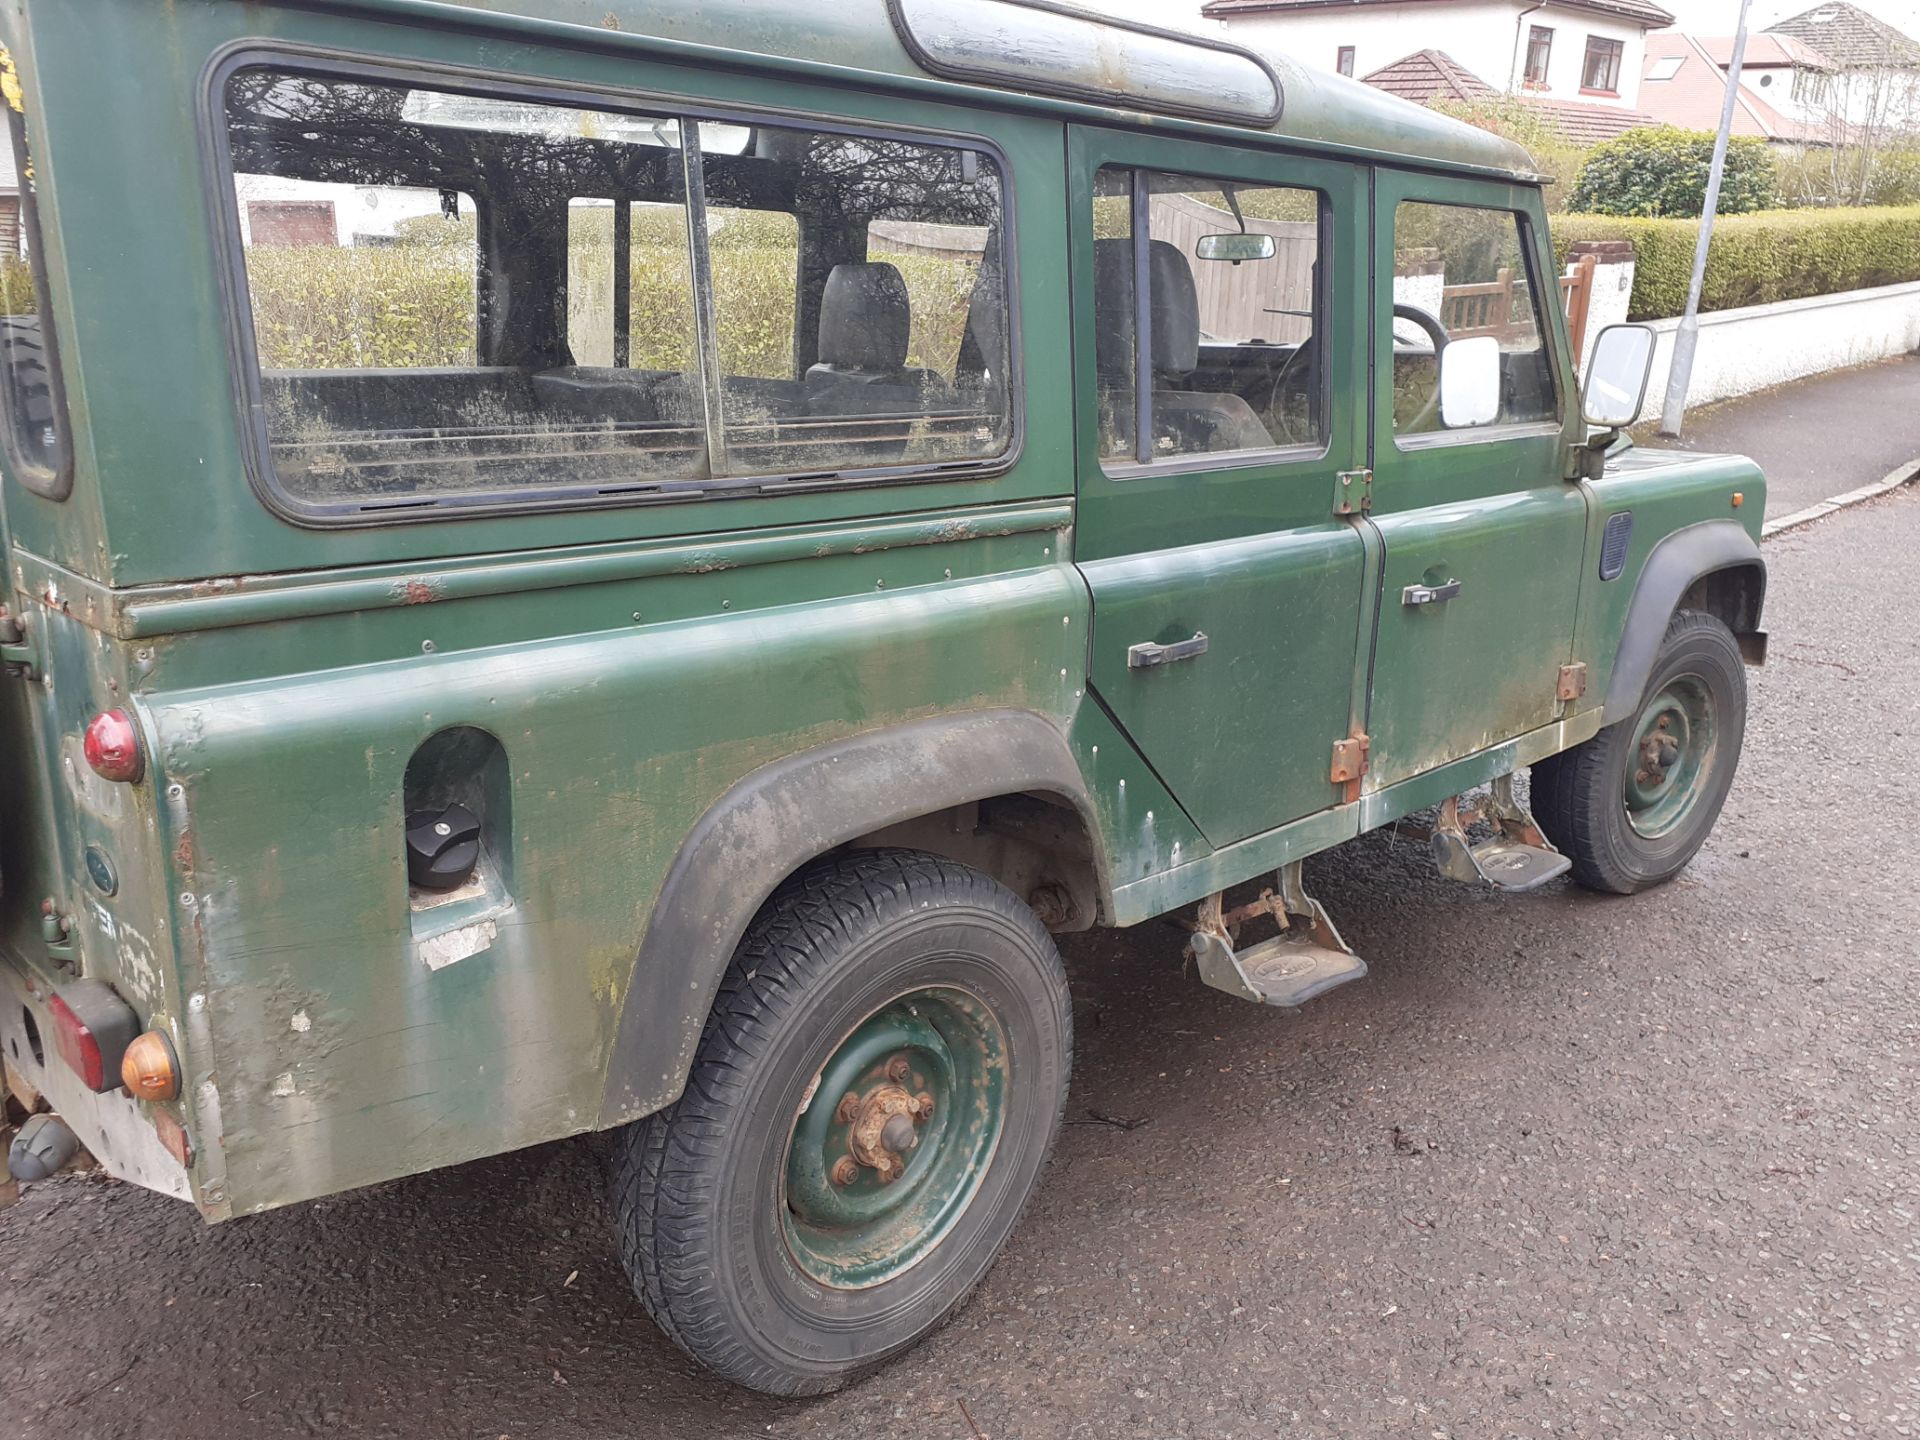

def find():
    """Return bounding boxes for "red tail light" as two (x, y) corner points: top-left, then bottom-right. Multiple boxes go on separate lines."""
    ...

(47, 991), (108, 1090)
(83, 709), (143, 783)
(45, 982), (139, 1094)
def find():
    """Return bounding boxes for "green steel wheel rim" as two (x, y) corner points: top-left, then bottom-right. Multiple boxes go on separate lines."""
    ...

(781, 984), (1009, 1290)
(1623, 674), (1716, 840)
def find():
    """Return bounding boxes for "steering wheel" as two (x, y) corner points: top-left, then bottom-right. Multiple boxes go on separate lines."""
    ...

(1392, 302), (1450, 433)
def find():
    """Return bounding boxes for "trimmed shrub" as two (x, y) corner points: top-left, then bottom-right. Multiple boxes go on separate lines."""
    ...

(0, 258), (36, 316)
(1552, 204), (1920, 319)
(1570, 127), (1776, 218)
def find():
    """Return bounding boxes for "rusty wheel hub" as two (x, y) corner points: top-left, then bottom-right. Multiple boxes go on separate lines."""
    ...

(781, 989), (1007, 1289)
(844, 1080), (930, 1182)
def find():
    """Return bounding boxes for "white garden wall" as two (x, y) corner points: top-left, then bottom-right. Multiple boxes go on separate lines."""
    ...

(1642, 279), (1920, 411)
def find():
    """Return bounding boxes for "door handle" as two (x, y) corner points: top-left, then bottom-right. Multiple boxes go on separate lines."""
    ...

(1401, 579), (1463, 607)
(1127, 631), (1210, 668)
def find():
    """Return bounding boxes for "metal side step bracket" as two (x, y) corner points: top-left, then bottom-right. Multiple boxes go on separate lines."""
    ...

(1187, 862), (1366, 1010)
(1428, 773), (1571, 892)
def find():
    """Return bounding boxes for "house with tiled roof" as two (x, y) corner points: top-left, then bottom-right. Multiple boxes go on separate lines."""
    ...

(1637, 32), (1842, 143)
(1201, 0), (1673, 104)
(1201, 0), (1674, 143)
(1767, 1), (1920, 71)
(1359, 46), (1659, 140)
(1763, 2), (1920, 133)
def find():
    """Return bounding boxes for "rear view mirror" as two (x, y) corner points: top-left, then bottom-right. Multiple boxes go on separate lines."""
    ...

(1438, 334), (1500, 428)
(1195, 232), (1276, 262)
(1582, 323), (1656, 429)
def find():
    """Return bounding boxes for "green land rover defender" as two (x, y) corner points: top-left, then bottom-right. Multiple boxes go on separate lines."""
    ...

(0, 0), (1766, 1395)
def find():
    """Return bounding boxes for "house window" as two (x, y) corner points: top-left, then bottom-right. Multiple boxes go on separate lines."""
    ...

(1791, 67), (1829, 105)
(1524, 26), (1553, 86)
(1336, 46), (1356, 77)
(1646, 55), (1684, 81)
(1581, 36), (1623, 93)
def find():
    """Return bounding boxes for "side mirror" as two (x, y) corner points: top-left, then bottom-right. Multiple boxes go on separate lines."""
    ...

(1581, 323), (1656, 429)
(1195, 232), (1276, 262)
(1438, 334), (1500, 428)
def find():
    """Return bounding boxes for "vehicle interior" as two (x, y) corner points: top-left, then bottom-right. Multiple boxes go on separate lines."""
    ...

(1091, 169), (1322, 465)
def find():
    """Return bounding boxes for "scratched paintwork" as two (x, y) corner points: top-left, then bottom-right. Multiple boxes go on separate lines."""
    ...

(0, 0), (1761, 1221)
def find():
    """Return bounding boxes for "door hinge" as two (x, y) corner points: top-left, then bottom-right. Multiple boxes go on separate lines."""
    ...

(1335, 469), (1372, 516)
(0, 609), (37, 680)
(1330, 730), (1370, 804)
(1556, 662), (1588, 701)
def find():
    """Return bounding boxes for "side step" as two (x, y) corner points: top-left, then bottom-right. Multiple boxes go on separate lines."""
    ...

(1428, 773), (1570, 892)
(1187, 862), (1366, 1010)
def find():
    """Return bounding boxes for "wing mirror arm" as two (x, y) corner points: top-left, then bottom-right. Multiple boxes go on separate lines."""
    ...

(1571, 324), (1657, 481)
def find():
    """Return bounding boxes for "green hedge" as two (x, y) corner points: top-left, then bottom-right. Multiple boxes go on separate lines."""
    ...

(244, 239), (978, 376)
(1552, 205), (1920, 320)
(1568, 128), (1776, 218)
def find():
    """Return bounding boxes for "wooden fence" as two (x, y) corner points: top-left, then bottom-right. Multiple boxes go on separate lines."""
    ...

(1149, 193), (1317, 345)
(1440, 253), (1599, 356)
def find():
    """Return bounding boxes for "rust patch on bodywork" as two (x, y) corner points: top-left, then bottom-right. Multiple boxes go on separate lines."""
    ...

(396, 579), (441, 605)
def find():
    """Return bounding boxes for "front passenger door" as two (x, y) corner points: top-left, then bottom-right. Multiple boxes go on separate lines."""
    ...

(1362, 176), (1588, 791)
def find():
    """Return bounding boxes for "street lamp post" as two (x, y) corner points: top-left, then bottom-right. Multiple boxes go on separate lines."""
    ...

(1657, 0), (1753, 436)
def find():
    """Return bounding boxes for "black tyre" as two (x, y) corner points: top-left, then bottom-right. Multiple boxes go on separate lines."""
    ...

(609, 849), (1072, 1396)
(1533, 608), (1747, 894)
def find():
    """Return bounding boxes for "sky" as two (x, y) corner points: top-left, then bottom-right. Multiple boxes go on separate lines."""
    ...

(1089, 0), (1920, 40)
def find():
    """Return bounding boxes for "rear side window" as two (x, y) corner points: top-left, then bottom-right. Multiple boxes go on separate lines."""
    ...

(219, 65), (1016, 520)
(0, 47), (69, 498)
(1092, 166), (1323, 471)
(1391, 201), (1557, 438)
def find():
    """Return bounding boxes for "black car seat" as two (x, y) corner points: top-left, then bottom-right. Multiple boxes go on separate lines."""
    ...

(1092, 237), (1273, 457)
(804, 261), (942, 393)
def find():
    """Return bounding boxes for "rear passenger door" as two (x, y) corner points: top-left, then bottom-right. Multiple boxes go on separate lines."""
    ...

(1069, 129), (1369, 848)
(1362, 174), (1587, 790)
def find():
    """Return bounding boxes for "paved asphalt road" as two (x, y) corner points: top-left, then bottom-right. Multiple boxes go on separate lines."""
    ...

(4, 488), (1918, 1439)
(1634, 354), (1920, 520)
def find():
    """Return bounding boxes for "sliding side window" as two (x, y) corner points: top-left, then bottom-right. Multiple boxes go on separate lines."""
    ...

(220, 66), (1015, 518)
(1093, 166), (1322, 471)
(701, 121), (1010, 477)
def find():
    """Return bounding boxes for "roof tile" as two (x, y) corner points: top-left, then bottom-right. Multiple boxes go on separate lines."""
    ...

(1765, 2), (1920, 68)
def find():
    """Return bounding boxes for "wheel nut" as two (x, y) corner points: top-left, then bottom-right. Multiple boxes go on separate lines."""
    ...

(835, 1092), (861, 1124)
(885, 1055), (911, 1083)
(913, 1091), (935, 1121)
(831, 1156), (859, 1186)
